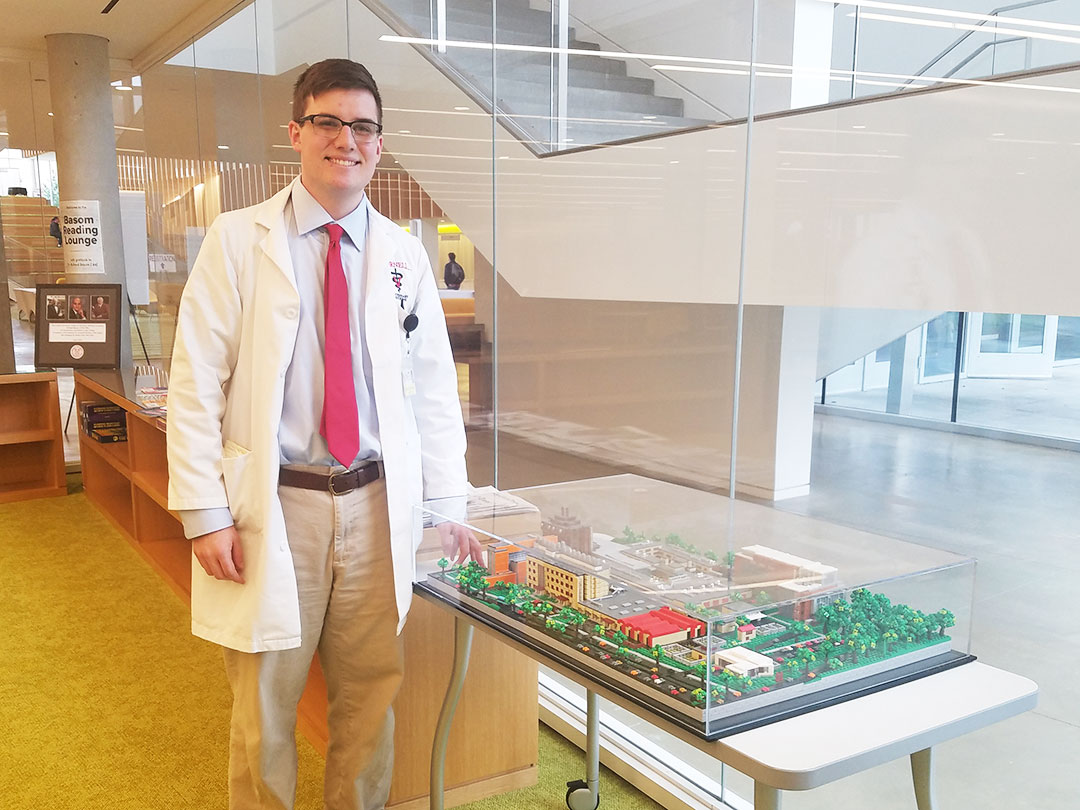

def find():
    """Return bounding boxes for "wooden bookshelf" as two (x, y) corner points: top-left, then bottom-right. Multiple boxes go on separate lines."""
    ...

(73, 370), (537, 807)
(0, 372), (67, 503)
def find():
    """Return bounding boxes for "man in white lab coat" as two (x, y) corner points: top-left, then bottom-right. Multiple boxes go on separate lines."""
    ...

(167, 58), (480, 810)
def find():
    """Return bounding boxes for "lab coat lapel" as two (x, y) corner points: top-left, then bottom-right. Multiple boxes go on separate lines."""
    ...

(254, 182), (299, 294)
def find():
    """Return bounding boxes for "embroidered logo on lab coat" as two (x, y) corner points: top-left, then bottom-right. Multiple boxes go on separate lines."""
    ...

(389, 261), (408, 308)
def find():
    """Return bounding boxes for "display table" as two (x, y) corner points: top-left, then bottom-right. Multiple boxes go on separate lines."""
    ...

(421, 590), (1037, 810)
(73, 370), (539, 809)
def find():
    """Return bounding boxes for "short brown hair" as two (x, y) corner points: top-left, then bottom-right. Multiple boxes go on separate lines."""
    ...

(292, 59), (383, 123)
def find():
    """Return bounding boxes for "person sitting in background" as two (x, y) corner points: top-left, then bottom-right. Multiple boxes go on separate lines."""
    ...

(443, 252), (465, 289)
(49, 216), (62, 245)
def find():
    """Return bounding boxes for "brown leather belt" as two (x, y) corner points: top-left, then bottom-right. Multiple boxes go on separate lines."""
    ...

(278, 460), (383, 496)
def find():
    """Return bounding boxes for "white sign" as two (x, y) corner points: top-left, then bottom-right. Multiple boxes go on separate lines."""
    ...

(49, 322), (107, 343)
(59, 199), (106, 275)
(149, 253), (176, 275)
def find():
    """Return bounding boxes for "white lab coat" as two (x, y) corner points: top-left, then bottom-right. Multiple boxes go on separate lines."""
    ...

(166, 180), (467, 653)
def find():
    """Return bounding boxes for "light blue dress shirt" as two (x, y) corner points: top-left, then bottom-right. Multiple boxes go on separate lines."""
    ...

(180, 180), (381, 540)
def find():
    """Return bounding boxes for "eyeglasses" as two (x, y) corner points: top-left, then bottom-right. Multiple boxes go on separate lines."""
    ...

(296, 114), (383, 143)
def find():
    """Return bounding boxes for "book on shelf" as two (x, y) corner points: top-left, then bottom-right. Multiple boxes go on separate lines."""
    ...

(80, 401), (123, 417)
(90, 426), (128, 443)
(82, 419), (124, 432)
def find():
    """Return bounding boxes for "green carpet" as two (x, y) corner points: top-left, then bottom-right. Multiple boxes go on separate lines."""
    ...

(0, 491), (663, 810)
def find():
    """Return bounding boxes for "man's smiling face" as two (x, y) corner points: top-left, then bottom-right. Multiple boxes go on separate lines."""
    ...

(288, 88), (382, 217)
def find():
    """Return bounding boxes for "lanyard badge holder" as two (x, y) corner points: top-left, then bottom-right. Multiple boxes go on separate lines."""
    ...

(402, 312), (418, 396)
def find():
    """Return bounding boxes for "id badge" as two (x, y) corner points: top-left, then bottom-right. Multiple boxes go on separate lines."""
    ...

(402, 344), (417, 397)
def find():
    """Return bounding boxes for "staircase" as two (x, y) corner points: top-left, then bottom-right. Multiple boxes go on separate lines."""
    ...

(380, 0), (715, 152)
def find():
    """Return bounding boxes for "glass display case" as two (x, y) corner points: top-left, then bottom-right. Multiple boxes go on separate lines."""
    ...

(416, 475), (975, 739)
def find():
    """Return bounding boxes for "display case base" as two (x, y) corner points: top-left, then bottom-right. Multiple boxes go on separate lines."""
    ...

(417, 580), (975, 740)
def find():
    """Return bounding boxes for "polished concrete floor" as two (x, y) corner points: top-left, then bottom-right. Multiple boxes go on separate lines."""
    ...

(827, 362), (1080, 442)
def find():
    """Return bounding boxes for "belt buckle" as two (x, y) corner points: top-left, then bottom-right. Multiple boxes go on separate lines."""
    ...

(327, 469), (352, 496)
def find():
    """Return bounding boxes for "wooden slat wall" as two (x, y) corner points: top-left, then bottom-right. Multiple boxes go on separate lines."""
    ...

(119, 155), (443, 222)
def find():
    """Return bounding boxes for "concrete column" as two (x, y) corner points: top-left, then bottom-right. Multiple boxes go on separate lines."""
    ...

(885, 328), (921, 414)
(738, 306), (819, 500)
(45, 33), (131, 367)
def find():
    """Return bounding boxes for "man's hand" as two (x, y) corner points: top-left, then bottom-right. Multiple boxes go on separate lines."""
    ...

(192, 525), (245, 584)
(436, 522), (484, 566)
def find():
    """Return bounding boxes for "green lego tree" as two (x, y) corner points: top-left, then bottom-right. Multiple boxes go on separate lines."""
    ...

(936, 608), (956, 635)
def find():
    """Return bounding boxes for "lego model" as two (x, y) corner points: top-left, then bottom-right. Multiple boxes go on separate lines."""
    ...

(418, 476), (973, 737)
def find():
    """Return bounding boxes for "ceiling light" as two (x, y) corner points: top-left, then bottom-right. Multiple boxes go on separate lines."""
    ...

(399, 129), (411, 134)
(453, 106), (470, 111)
(47, 112), (54, 117)
(217, 145), (229, 150)
(643, 115), (657, 120)
(852, 125), (866, 129)
(992, 132), (1005, 136)
(670, 160), (680, 164)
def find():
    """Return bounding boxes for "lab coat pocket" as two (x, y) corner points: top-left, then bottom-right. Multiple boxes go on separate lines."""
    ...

(221, 441), (263, 534)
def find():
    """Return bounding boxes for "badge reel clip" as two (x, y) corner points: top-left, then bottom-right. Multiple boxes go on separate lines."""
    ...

(402, 313), (419, 396)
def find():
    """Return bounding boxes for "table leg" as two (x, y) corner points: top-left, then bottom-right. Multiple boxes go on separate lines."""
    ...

(429, 617), (474, 810)
(586, 690), (600, 801)
(754, 782), (782, 810)
(911, 747), (936, 810)
(565, 691), (600, 810)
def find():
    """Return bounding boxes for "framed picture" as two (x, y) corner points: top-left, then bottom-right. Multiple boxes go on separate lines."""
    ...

(34, 283), (122, 369)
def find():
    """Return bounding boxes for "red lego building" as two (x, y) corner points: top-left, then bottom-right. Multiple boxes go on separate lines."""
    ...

(617, 606), (706, 647)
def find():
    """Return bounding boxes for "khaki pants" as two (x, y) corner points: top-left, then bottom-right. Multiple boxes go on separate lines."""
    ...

(223, 478), (404, 810)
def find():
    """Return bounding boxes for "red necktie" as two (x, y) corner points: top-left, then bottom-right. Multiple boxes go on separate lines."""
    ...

(320, 223), (359, 467)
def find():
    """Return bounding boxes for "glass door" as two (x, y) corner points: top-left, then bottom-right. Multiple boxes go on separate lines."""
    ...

(966, 313), (1058, 378)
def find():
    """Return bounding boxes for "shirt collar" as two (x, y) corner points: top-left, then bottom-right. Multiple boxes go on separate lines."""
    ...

(290, 177), (368, 248)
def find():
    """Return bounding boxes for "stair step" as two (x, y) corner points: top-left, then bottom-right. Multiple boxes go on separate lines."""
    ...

(495, 78), (684, 117)
(450, 56), (653, 95)
(449, 47), (629, 77)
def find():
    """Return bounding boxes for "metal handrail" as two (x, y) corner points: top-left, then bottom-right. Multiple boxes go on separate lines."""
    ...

(907, 0), (1057, 83)
(940, 35), (1026, 79)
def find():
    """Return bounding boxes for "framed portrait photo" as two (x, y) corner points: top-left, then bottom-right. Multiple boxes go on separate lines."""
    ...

(34, 283), (122, 369)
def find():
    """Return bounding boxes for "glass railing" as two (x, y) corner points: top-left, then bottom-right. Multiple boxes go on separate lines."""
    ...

(367, 0), (1080, 151)
(369, 0), (739, 152)
(837, 0), (1080, 105)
